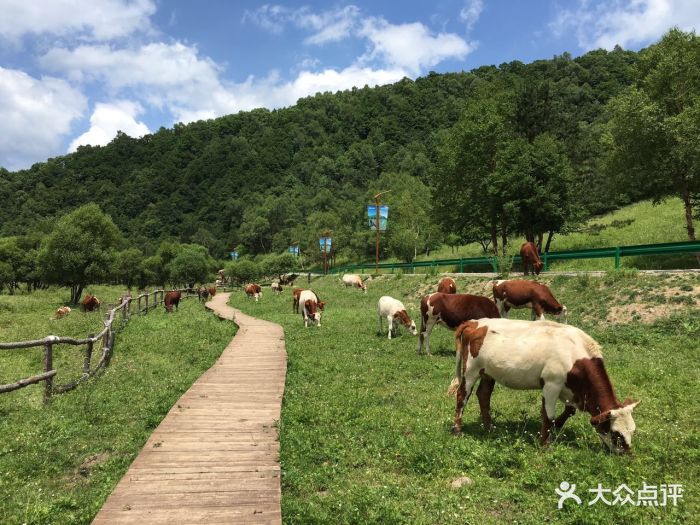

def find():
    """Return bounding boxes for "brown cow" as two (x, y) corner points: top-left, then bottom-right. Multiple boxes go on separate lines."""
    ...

(417, 292), (500, 356)
(208, 287), (216, 297)
(520, 241), (543, 275)
(81, 294), (101, 312)
(244, 283), (262, 302)
(437, 277), (457, 294)
(53, 306), (72, 320)
(164, 291), (182, 313)
(493, 279), (567, 322)
(197, 286), (210, 303)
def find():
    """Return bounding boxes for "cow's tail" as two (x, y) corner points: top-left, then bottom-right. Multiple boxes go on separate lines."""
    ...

(447, 324), (470, 396)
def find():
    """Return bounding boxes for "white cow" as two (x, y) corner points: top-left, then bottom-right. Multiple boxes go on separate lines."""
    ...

(377, 296), (417, 340)
(299, 289), (323, 327)
(448, 318), (639, 454)
(342, 274), (367, 293)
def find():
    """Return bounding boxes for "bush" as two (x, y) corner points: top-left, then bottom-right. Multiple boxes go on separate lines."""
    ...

(226, 260), (261, 285)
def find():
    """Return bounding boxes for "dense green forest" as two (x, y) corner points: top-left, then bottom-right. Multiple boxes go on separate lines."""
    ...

(0, 29), (698, 281)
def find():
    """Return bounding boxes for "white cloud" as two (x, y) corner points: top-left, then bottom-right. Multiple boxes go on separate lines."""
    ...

(0, 67), (86, 170)
(243, 4), (362, 45)
(359, 18), (473, 75)
(460, 0), (484, 30)
(551, 0), (700, 50)
(0, 0), (156, 42)
(68, 100), (149, 151)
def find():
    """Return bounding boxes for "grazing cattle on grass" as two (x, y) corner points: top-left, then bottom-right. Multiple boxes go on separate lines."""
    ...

(493, 279), (567, 322)
(271, 282), (283, 295)
(437, 277), (457, 294)
(417, 293), (500, 356)
(299, 289), (325, 327)
(244, 283), (262, 301)
(448, 318), (639, 453)
(279, 273), (298, 286)
(164, 291), (182, 313)
(53, 306), (71, 320)
(377, 296), (417, 340)
(342, 274), (367, 293)
(520, 241), (543, 275)
(81, 294), (101, 312)
(208, 287), (216, 297)
(197, 287), (210, 303)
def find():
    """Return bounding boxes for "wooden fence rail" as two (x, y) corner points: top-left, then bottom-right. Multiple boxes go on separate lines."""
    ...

(0, 288), (198, 404)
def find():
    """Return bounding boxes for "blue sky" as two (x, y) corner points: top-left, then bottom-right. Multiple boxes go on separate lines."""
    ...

(1, 0), (698, 171)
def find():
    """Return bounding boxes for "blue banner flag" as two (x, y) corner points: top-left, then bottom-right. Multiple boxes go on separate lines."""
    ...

(319, 237), (332, 253)
(367, 205), (389, 231)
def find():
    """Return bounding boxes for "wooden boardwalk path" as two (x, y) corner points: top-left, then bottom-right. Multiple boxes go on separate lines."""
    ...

(93, 293), (286, 524)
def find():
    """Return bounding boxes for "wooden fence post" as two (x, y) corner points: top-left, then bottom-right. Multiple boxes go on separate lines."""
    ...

(43, 336), (56, 404)
(145, 293), (149, 313)
(83, 334), (94, 374)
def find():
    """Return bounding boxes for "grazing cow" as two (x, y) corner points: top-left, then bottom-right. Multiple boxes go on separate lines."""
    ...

(53, 306), (71, 320)
(208, 287), (216, 297)
(493, 279), (567, 322)
(448, 319), (639, 454)
(271, 282), (283, 295)
(437, 277), (457, 294)
(417, 293), (500, 356)
(342, 274), (367, 293)
(197, 287), (210, 303)
(244, 283), (262, 302)
(292, 287), (303, 313)
(520, 241), (544, 275)
(377, 296), (417, 340)
(81, 294), (101, 312)
(279, 273), (298, 286)
(299, 289), (325, 327)
(164, 291), (182, 313)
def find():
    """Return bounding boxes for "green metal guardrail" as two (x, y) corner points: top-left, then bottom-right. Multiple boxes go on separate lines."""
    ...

(328, 240), (700, 275)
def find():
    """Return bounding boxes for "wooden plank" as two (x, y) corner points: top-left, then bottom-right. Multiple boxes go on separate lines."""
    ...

(92, 293), (285, 525)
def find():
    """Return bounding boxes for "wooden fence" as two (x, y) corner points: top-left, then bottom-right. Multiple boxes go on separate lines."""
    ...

(0, 288), (197, 404)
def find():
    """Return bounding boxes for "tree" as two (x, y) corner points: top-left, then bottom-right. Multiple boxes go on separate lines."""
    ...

(113, 248), (146, 289)
(604, 28), (700, 247)
(225, 260), (261, 286)
(168, 244), (212, 286)
(37, 203), (123, 304)
(0, 237), (23, 294)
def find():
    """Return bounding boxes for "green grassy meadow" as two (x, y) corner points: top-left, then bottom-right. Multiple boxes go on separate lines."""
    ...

(0, 287), (235, 524)
(229, 273), (699, 524)
(376, 198), (698, 272)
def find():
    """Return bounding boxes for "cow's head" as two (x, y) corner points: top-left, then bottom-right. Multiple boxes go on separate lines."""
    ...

(395, 310), (417, 336)
(559, 305), (568, 324)
(534, 261), (544, 274)
(591, 399), (639, 454)
(317, 300), (326, 311)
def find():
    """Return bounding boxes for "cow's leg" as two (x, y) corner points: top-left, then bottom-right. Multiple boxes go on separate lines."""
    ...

(378, 314), (383, 335)
(554, 405), (576, 430)
(417, 313), (427, 354)
(532, 303), (545, 321)
(452, 367), (480, 435)
(387, 316), (394, 340)
(476, 375), (496, 430)
(495, 298), (507, 318)
(539, 382), (560, 445)
(420, 319), (436, 356)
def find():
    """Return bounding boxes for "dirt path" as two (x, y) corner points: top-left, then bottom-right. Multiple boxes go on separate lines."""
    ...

(93, 293), (287, 524)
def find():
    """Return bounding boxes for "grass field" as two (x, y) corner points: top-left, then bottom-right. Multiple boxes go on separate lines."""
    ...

(0, 287), (236, 524)
(359, 198), (698, 272)
(229, 273), (699, 524)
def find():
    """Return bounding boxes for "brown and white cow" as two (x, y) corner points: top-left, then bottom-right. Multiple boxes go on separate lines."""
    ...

(164, 290), (182, 313)
(244, 283), (262, 301)
(448, 318), (639, 453)
(417, 293), (500, 355)
(53, 306), (71, 320)
(299, 289), (325, 327)
(197, 286), (210, 303)
(437, 277), (457, 294)
(293, 288), (325, 314)
(271, 282), (283, 295)
(377, 296), (418, 340)
(520, 241), (544, 275)
(81, 294), (101, 312)
(342, 274), (367, 293)
(493, 279), (567, 322)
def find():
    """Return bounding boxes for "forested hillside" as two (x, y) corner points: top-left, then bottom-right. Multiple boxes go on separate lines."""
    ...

(4, 28), (700, 278)
(0, 46), (640, 260)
